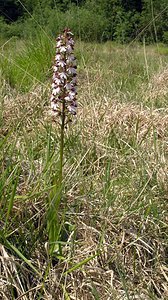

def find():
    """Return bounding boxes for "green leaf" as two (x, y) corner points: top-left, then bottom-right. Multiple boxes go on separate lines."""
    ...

(63, 253), (97, 275)
(5, 240), (41, 277)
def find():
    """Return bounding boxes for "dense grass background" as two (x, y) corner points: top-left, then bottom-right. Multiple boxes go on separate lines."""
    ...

(0, 33), (168, 299)
(1, 0), (168, 44)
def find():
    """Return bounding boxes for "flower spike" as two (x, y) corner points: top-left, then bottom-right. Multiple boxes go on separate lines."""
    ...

(51, 28), (77, 118)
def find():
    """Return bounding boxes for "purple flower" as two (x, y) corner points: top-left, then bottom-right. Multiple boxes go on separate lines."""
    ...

(53, 87), (61, 95)
(57, 60), (66, 67)
(67, 67), (77, 75)
(51, 28), (77, 118)
(59, 72), (67, 80)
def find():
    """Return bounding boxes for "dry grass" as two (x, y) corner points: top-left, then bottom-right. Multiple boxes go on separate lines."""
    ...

(147, 66), (168, 99)
(0, 42), (168, 299)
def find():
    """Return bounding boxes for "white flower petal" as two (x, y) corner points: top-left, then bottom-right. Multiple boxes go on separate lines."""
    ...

(59, 72), (67, 80)
(60, 46), (66, 53)
(53, 66), (58, 72)
(66, 55), (75, 64)
(65, 96), (71, 101)
(68, 67), (77, 75)
(57, 40), (62, 47)
(54, 78), (62, 85)
(67, 45), (72, 53)
(68, 105), (77, 115)
(52, 83), (56, 88)
(68, 38), (74, 46)
(51, 102), (59, 110)
(71, 77), (77, 84)
(55, 54), (61, 61)
(53, 87), (61, 95)
(57, 61), (66, 67)
(65, 83), (72, 90)
(50, 95), (55, 101)
(69, 91), (76, 98)
(66, 30), (73, 36)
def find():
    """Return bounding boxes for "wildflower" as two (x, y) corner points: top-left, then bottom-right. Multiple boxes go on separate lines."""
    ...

(59, 72), (67, 80)
(60, 46), (67, 53)
(55, 54), (62, 60)
(49, 29), (78, 256)
(53, 66), (58, 72)
(65, 83), (72, 90)
(54, 78), (62, 85)
(67, 67), (77, 75)
(51, 28), (77, 118)
(57, 40), (62, 47)
(57, 60), (66, 67)
(53, 87), (61, 95)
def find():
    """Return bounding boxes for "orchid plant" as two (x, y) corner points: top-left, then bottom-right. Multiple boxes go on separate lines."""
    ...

(48, 28), (77, 255)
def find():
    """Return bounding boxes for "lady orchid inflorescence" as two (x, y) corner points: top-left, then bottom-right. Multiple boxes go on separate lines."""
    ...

(50, 28), (77, 119)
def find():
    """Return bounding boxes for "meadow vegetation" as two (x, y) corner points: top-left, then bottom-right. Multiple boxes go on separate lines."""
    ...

(1, 0), (168, 44)
(0, 18), (168, 300)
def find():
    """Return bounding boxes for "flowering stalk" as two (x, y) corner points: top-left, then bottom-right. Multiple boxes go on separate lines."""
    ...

(49, 28), (77, 255)
(51, 28), (77, 185)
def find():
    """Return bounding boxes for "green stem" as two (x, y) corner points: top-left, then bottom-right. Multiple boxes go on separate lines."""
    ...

(59, 99), (65, 186)
(49, 100), (65, 256)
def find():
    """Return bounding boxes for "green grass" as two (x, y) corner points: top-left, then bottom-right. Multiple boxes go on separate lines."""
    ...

(0, 35), (168, 299)
(0, 34), (53, 92)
